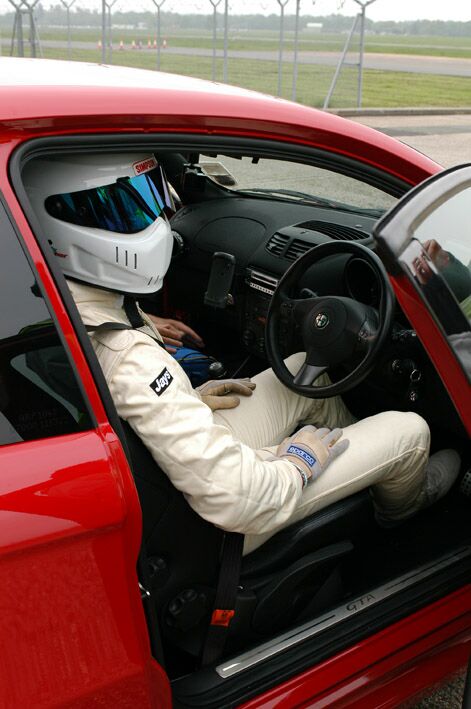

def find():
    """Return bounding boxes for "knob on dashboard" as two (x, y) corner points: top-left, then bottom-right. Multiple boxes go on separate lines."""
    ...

(243, 329), (256, 346)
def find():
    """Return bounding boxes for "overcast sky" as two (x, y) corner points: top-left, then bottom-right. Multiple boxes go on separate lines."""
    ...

(324, 0), (471, 22)
(1, 0), (470, 22)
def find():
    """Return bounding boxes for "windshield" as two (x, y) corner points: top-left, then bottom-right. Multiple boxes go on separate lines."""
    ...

(199, 155), (398, 216)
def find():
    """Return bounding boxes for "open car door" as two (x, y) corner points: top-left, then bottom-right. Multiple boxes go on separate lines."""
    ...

(374, 163), (471, 435)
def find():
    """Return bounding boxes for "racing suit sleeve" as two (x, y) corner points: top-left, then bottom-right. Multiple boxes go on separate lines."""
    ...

(104, 331), (304, 536)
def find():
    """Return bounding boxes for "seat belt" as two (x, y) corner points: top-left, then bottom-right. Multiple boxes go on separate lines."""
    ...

(85, 295), (168, 349)
(86, 298), (245, 666)
(123, 295), (147, 328)
(201, 531), (244, 666)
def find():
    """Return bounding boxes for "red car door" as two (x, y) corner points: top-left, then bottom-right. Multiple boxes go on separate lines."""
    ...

(374, 163), (471, 432)
(0, 197), (171, 707)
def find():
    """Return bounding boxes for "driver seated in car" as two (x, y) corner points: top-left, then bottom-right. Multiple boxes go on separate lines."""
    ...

(24, 153), (461, 554)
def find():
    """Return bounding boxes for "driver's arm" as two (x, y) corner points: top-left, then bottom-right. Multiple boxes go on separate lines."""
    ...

(144, 313), (205, 353)
(101, 330), (305, 536)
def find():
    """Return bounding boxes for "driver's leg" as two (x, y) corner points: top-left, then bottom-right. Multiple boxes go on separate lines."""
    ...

(212, 354), (435, 556)
(213, 352), (356, 448)
(242, 409), (430, 554)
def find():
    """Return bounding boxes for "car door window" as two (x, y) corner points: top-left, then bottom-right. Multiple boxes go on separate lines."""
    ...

(414, 187), (471, 317)
(398, 185), (471, 378)
(0, 202), (93, 445)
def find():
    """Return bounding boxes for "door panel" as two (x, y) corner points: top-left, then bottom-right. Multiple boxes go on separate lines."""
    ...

(0, 197), (169, 706)
(374, 165), (471, 432)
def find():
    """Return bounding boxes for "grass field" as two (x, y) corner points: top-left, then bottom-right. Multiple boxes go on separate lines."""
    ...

(3, 20), (470, 109)
(38, 43), (471, 110)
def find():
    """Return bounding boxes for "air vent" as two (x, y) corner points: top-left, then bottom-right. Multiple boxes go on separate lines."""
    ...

(266, 232), (289, 256)
(297, 220), (369, 241)
(285, 239), (312, 261)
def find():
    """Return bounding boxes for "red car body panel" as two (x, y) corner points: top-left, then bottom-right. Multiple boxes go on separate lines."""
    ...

(240, 586), (471, 709)
(0, 127), (172, 705)
(0, 436), (165, 708)
(0, 58), (468, 708)
(1, 58), (440, 189)
(392, 275), (471, 436)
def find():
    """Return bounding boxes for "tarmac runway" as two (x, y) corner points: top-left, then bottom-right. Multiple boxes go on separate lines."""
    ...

(351, 111), (471, 167)
(152, 47), (471, 77)
(4, 40), (471, 77)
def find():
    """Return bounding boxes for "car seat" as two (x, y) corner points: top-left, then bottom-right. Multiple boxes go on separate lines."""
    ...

(122, 419), (373, 671)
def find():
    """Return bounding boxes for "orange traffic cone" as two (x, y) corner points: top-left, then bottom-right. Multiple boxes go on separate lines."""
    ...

(162, 38), (167, 49)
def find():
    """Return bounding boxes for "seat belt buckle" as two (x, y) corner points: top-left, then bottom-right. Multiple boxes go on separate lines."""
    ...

(138, 582), (151, 600)
(211, 608), (235, 627)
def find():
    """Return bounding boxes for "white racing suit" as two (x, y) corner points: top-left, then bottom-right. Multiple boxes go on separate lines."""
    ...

(69, 281), (431, 554)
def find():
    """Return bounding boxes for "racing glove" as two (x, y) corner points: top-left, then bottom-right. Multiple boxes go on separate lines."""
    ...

(277, 425), (349, 488)
(197, 378), (256, 411)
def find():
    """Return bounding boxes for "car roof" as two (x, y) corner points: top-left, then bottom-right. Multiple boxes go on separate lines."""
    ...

(0, 56), (255, 94)
(0, 56), (317, 119)
(0, 57), (439, 183)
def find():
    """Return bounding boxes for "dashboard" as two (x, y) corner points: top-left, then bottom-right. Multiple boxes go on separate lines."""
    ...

(163, 194), (465, 437)
(170, 195), (378, 355)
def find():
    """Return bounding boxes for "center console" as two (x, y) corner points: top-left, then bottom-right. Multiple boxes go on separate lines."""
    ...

(243, 268), (295, 358)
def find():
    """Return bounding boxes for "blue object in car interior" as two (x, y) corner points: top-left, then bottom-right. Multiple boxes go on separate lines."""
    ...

(172, 346), (216, 387)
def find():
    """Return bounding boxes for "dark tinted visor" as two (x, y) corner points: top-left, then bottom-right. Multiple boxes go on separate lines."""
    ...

(45, 164), (175, 234)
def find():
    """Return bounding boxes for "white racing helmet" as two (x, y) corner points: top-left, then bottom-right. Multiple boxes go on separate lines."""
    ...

(23, 153), (175, 294)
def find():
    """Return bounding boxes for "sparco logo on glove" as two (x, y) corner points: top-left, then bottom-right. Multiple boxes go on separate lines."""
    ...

(286, 445), (316, 468)
(150, 368), (173, 396)
(277, 425), (350, 483)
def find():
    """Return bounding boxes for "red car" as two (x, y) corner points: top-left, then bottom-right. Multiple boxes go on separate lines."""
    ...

(0, 57), (469, 708)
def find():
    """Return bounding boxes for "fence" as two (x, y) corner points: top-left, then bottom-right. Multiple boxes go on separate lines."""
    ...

(4, 0), (469, 108)
(0, 0), (391, 109)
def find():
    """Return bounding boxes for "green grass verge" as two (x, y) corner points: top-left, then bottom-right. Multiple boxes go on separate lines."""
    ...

(39, 45), (471, 110)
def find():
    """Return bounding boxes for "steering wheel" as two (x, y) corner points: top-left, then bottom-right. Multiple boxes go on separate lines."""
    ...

(265, 241), (395, 398)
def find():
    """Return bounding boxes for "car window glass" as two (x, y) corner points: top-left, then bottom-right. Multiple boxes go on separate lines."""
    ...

(399, 185), (471, 379)
(199, 156), (398, 214)
(414, 187), (471, 320)
(0, 203), (93, 445)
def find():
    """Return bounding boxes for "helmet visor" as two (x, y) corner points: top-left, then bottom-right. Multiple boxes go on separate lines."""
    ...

(45, 164), (175, 234)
